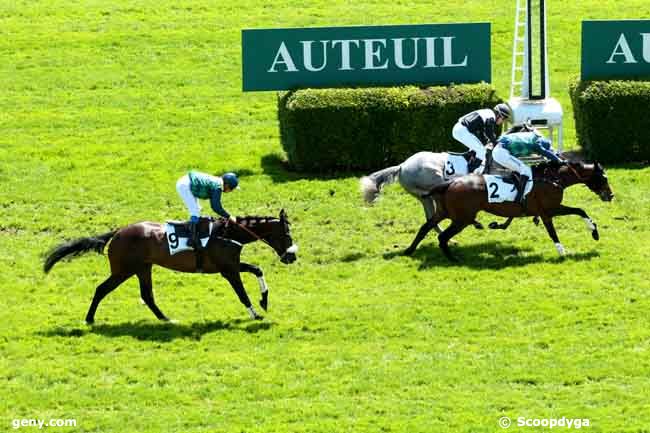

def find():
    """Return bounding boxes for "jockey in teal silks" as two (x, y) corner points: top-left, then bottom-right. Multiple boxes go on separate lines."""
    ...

(176, 171), (239, 249)
(493, 131), (564, 204)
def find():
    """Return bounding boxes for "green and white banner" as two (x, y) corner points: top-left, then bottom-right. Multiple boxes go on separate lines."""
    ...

(581, 20), (650, 80)
(242, 23), (491, 91)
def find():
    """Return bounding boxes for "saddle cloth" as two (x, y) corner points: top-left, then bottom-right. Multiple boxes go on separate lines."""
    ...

(165, 220), (215, 255)
(443, 153), (470, 179)
(483, 174), (533, 204)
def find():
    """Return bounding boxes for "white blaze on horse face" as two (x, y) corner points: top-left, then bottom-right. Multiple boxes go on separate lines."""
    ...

(584, 218), (596, 232)
(257, 276), (268, 294)
(555, 243), (566, 256)
(286, 244), (298, 254)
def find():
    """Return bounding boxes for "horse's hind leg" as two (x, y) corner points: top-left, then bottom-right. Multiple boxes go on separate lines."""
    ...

(240, 263), (269, 311)
(85, 274), (130, 324)
(404, 218), (441, 256)
(438, 221), (469, 262)
(405, 198), (444, 256)
(137, 265), (170, 322)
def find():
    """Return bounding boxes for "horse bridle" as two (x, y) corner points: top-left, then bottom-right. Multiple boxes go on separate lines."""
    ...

(228, 219), (297, 260)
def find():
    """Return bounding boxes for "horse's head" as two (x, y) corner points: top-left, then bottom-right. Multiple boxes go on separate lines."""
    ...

(566, 161), (614, 202)
(269, 209), (298, 264)
(234, 210), (297, 264)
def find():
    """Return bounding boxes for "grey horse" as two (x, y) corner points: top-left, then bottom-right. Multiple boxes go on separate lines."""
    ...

(361, 151), (488, 255)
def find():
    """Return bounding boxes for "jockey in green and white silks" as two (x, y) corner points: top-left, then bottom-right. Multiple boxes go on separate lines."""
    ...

(493, 131), (563, 204)
(176, 171), (239, 248)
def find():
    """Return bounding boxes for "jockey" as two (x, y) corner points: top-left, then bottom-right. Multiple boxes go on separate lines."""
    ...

(493, 131), (563, 205)
(452, 103), (512, 174)
(176, 171), (239, 249)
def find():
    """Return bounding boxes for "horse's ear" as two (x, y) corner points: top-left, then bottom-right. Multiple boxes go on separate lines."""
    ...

(279, 209), (286, 220)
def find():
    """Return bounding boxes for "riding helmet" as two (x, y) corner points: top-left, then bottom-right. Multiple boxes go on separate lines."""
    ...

(494, 103), (513, 120)
(222, 172), (240, 190)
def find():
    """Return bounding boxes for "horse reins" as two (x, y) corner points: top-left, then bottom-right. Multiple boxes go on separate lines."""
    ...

(227, 218), (295, 260)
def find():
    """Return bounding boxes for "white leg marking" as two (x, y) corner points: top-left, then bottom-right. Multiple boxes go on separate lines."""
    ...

(247, 306), (258, 319)
(584, 217), (596, 231)
(257, 276), (268, 294)
(555, 242), (566, 256)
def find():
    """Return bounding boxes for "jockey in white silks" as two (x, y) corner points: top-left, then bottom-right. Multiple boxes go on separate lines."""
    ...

(452, 103), (512, 174)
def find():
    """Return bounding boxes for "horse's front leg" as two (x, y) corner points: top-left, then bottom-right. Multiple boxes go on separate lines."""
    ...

(240, 263), (269, 311)
(550, 205), (599, 241)
(540, 216), (566, 256)
(221, 270), (263, 320)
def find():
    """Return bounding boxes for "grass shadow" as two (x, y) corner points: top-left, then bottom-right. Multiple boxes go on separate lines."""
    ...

(41, 318), (274, 342)
(261, 153), (365, 183)
(383, 241), (600, 270)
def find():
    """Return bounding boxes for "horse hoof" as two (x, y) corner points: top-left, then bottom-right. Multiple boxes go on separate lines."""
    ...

(533, 216), (540, 226)
(403, 248), (415, 256)
(488, 222), (500, 230)
(259, 299), (268, 311)
(253, 314), (264, 321)
(473, 222), (484, 230)
(592, 230), (600, 241)
(85, 320), (94, 326)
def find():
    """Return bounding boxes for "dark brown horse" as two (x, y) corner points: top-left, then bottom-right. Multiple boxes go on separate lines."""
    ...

(405, 161), (614, 261)
(43, 210), (297, 323)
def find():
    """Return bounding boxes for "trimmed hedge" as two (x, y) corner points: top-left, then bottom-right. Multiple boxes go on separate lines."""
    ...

(570, 78), (650, 163)
(278, 84), (501, 171)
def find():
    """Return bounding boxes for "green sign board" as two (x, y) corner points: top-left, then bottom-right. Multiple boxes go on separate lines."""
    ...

(242, 23), (490, 91)
(582, 20), (650, 80)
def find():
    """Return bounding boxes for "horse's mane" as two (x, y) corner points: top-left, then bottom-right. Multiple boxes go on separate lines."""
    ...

(532, 159), (583, 174)
(237, 215), (280, 223)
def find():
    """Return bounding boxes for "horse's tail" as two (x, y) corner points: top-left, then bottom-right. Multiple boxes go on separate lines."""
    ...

(360, 165), (401, 204)
(43, 230), (117, 273)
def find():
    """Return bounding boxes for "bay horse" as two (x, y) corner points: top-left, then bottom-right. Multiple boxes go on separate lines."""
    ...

(43, 210), (297, 324)
(407, 161), (614, 261)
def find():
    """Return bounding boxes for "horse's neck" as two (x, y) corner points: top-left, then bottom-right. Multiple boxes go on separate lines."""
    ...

(229, 217), (276, 243)
(558, 165), (589, 188)
(533, 164), (583, 188)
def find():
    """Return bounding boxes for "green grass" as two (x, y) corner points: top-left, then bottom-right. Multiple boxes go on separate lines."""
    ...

(2, 1), (650, 432)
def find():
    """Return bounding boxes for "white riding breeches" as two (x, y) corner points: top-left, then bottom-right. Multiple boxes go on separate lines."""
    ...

(452, 122), (486, 161)
(176, 175), (202, 218)
(492, 145), (532, 178)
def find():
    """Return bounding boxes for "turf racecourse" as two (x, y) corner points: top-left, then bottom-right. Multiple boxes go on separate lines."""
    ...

(2, 1), (650, 432)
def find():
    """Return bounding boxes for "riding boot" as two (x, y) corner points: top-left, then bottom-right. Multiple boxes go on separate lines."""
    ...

(467, 158), (483, 174)
(187, 221), (201, 250)
(514, 174), (530, 205)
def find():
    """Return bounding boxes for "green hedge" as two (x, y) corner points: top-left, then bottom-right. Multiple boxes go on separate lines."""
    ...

(278, 84), (501, 171)
(570, 78), (650, 163)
